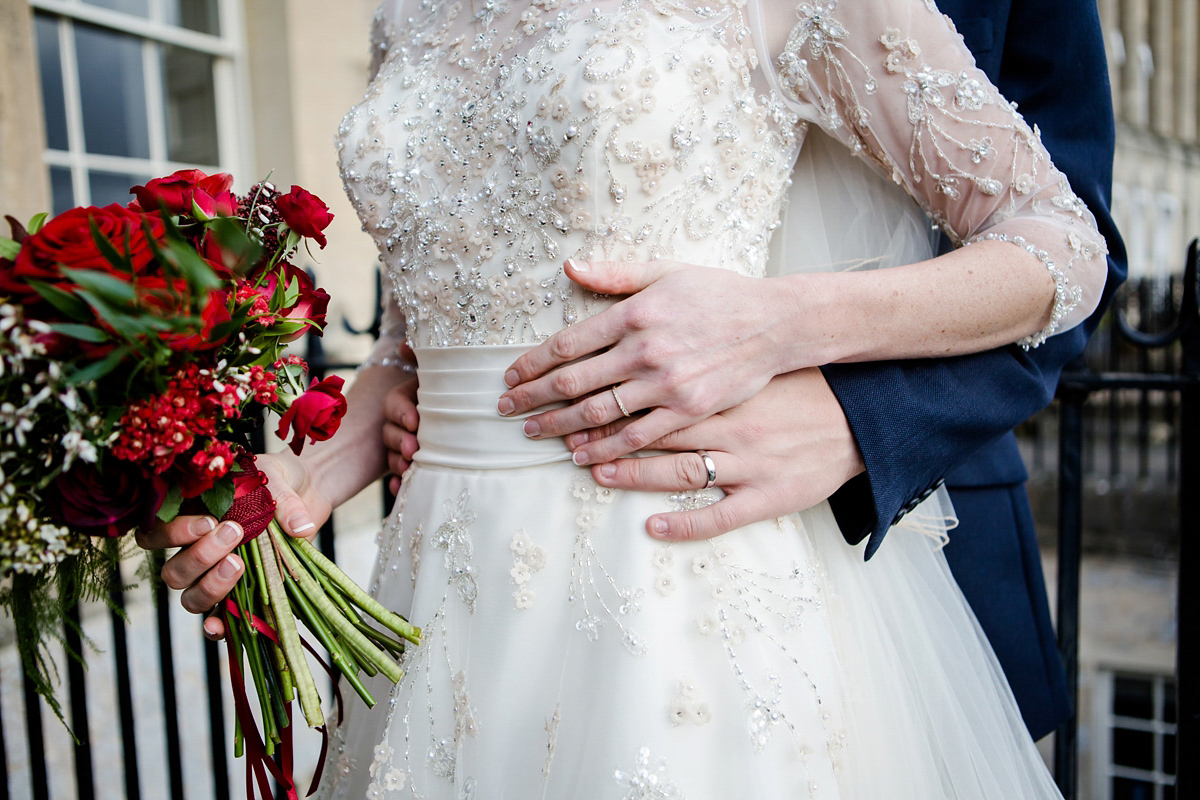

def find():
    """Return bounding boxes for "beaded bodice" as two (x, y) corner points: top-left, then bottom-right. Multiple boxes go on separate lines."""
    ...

(338, 0), (1108, 350)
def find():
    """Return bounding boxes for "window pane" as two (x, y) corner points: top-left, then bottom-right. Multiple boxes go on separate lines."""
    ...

(1163, 681), (1176, 724)
(1115, 677), (1155, 719)
(89, 170), (147, 208)
(1164, 733), (1176, 775)
(161, 46), (220, 165)
(163, 0), (221, 35)
(1113, 727), (1156, 771)
(50, 167), (75, 215)
(1112, 777), (1155, 800)
(75, 23), (150, 159)
(35, 15), (69, 151)
(81, 0), (150, 17)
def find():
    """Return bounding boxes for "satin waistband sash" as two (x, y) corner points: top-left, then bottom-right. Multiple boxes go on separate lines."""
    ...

(412, 345), (572, 469)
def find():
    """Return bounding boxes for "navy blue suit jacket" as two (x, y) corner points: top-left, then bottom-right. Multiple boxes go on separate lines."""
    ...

(821, 0), (1128, 740)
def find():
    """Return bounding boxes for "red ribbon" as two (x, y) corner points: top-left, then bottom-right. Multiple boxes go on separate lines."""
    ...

(223, 598), (344, 798)
(221, 453), (278, 546)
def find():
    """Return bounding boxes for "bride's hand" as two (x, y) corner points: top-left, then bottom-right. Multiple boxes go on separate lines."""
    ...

(382, 379), (420, 494)
(135, 452), (332, 632)
(567, 369), (864, 540)
(499, 259), (810, 465)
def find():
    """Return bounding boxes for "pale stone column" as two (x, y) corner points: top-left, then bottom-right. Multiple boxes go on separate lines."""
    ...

(243, 0), (299, 186)
(1121, 0), (1149, 127)
(0, 0), (50, 223)
(283, 0), (383, 361)
(1175, 0), (1198, 144)
(1149, 0), (1173, 138)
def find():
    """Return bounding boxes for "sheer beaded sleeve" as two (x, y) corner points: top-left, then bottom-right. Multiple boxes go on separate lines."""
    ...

(360, 288), (414, 371)
(753, 0), (1108, 347)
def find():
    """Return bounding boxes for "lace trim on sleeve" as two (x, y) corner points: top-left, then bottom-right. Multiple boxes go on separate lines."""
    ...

(769, 0), (1108, 347)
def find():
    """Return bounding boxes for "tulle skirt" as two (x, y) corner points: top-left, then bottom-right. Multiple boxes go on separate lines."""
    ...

(317, 345), (1062, 800)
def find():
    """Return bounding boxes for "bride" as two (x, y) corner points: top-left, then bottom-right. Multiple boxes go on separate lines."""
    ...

(150, 0), (1109, 797)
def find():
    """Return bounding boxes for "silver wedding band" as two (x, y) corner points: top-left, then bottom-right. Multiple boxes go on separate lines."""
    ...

(611, 384), (631, 417)
(696, 449), (717, 489)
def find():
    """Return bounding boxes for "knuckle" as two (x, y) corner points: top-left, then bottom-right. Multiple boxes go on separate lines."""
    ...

(551, 370), (581, 398)
(624, 301), (659, 332)
(712, 503), (738, 534)
(676, 455), (704, 488)
(549, 331), (576, 361)
(623, 424), (649, 450)
(582, 398), (609, 426)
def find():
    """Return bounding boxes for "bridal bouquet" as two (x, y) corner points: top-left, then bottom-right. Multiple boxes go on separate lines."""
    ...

(0, 170), (420, 798)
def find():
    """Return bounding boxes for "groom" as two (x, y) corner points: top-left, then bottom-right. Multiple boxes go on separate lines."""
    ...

(469, 0), (1128, 742)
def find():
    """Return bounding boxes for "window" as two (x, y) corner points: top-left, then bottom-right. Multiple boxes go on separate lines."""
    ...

(1103, 673), (1178, 800)
(30, 0), (246, 214)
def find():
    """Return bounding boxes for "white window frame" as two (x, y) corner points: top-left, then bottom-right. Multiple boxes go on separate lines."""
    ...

(30, 0), (252, 207)
(1091, 669), (1178, 800)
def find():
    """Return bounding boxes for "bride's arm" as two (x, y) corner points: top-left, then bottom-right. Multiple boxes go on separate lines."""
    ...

(498, 0), (1109, 465)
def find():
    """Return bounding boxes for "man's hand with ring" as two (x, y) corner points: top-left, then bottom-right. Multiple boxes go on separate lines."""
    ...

(567, 369), (865, 541)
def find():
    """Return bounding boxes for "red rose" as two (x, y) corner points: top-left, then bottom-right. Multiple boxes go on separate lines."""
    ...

(50, 461), (166, 537)
(276, 375), (347, 455)
(278, 263), (331, 342)
(131, 170), (235, 217)
(2, 205), (165, 302)
(275, 186), (333, 249)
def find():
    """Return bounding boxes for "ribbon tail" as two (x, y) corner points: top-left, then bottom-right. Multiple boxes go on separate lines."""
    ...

(308, 725), (330, 798)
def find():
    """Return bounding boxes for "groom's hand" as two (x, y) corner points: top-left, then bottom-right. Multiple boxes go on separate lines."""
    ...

(498, 260), (811, 466)
(568, 369), (865, 541)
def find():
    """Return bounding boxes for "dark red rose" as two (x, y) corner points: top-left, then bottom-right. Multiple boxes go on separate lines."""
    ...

(275, 186), (333, 248)
(278, 263), (330, 342)
(276, 375), (347, 455)
(2, 205), (165, 302)
(131, 170), (234, 217)
(50, 461), (165, 538)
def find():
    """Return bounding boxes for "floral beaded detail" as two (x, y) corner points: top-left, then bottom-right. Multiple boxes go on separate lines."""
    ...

(509, 528), (547, 609)
(772, 0), (1108, 346)
(613, 746), (686, 800)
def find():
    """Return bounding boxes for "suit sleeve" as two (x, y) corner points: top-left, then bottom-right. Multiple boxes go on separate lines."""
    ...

(822, 0), (1127, 558)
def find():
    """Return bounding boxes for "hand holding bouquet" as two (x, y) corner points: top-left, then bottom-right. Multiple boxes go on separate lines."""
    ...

(0, 169), (420, 798)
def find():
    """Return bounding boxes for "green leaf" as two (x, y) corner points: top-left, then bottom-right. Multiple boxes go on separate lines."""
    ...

(88, 217), (131, 271)
(48, 322), (110, 343)
(281, 276), (300, 308)
(267, 319), (308, 336)
(61, 268), (136, 306)
(166, 240), (222, 294)
(207, 216), (263, 276)
(26, 212), (49, 235)
(201, 478), (236, 520)
(66, 345), (129, 385)
(29, 281), (92, 321)
(156, 484), (184, 523)
(0, 236), (18, 260)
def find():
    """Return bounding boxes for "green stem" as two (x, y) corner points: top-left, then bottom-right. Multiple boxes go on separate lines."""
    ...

(261, 604), (293, 703)
(256, 531), (323, 728)
(291, 537), (422, 645)
(232, 576), (277, 744)
(275, 529), (402, 682)
(283, 573), (377, 706)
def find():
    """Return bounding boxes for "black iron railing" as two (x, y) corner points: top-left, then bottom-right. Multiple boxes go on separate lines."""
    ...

(0, 252), (1193, 798)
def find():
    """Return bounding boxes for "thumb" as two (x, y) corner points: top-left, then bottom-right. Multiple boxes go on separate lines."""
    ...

(257, 456), (321, 541)
(564, 258), (678, 294)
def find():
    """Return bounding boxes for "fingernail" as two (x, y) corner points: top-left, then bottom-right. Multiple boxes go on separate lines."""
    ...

(565, 259), (588, 273)
(289, 514), (316, 534)
(650, 518), (668, 536)
(573, 450), (590, 466)
(565, 433), (583, 449)
(203, 617), (221, 638)
(497, 396), (515, 416)
(523, 419), (540, 438)
(599, 463), (616, 479)
(504, 370), (519, 388)
(216, 522), (242, 546)
(190, 516), (216, 537)
(217, 555), (240, 579)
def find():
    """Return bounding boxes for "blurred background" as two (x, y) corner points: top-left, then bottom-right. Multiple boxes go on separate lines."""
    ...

(0, 0), (1196, 798)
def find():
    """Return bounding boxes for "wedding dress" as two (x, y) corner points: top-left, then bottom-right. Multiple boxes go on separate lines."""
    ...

(320, 1), (1108, 798)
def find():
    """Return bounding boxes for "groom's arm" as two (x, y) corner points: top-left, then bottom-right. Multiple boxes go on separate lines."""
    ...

(824, 0), (1127, 557)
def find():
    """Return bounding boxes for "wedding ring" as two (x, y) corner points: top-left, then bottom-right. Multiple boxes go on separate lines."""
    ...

(611, 384), (631, 417)
(696, 450), (717, 489)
